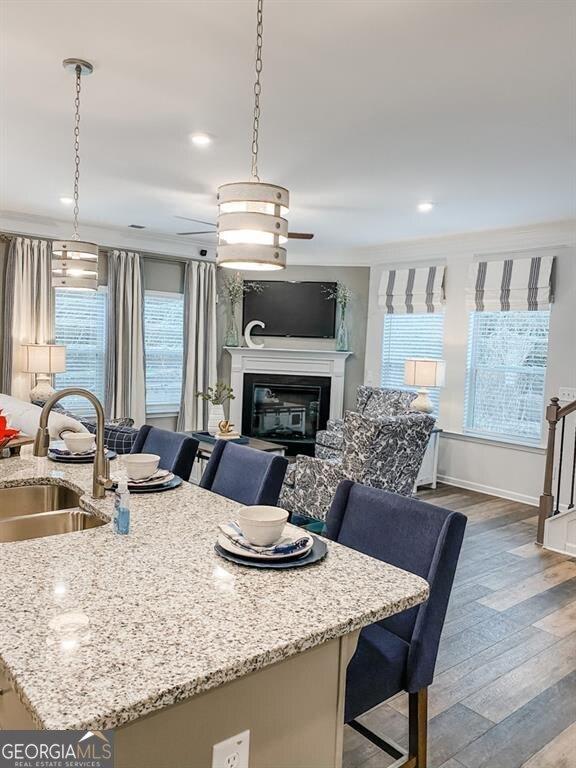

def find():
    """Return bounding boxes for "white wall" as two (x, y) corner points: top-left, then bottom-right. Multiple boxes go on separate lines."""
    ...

(364, 220), (576, 506)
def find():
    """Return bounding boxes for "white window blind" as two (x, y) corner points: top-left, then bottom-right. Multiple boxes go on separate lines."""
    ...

(54, 288), (107, 416)
(464, 310), (550, 443)
(381, 313), (445, 412)
(144, 292), (184, 414)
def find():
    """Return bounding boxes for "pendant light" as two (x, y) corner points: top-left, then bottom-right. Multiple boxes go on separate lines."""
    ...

(52, 58), (99, 290)
(217, 0), (288, 271)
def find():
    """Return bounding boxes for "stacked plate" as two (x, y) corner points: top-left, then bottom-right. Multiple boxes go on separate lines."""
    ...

(111, 469), (183, 493)
(48, 442), (117, 464)
(215, 523), (327, 570)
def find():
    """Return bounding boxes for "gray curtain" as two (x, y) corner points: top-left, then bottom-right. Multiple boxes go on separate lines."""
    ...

(105, 250), (146, 426)
(177, 261), (217, 431)
(1, 237), (53, 398)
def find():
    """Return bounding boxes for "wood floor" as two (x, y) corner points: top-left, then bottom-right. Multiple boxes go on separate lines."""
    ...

(343, 484), (576, 768)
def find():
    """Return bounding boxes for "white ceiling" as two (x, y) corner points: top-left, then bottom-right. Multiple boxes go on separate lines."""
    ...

(1, 0), (575, 261)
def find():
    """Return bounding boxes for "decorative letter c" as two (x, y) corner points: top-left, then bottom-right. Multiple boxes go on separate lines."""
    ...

(244, 320), (266, 348)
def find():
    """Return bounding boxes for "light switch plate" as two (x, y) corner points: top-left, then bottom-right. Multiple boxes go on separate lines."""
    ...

(559, 387), (576, 404)
(212, 730), (250, 768)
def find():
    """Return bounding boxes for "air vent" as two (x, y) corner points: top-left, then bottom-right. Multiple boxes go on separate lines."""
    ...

(128, 224), (146, 229)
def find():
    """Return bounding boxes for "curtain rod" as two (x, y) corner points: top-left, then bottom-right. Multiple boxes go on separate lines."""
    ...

(0, 229), (215, 266)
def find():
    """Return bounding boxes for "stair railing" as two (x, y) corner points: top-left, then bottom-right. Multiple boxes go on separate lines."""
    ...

(537, 396), (576, 545)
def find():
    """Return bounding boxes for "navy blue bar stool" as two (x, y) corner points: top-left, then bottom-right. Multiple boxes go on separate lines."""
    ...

(200, 441), (288, 506)
(131, 425), (199, 482)
(324, 480), (467, 768)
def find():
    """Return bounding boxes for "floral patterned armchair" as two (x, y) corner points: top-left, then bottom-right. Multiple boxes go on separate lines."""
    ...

(280, 409), (435, 522)
(315, 386), (417, 461)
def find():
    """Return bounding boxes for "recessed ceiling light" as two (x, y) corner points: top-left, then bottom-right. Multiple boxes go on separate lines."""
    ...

(190, 132), (213, 147)
(59, 196), (74, 205)
(417, 201), (435, 213)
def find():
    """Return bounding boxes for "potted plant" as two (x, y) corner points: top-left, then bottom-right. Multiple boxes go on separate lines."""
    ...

(219, 273), (263, 347)
(196, 382), (236, 435)
(323, 282), (353, 351)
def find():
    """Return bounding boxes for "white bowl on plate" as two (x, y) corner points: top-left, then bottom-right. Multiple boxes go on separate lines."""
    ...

(237, 506), (289, 547)
(123, 453), (160, 481)
(62, 433), (96, 454)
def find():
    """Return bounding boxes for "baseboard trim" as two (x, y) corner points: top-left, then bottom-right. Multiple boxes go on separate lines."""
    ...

(437, 474), (539, 508)
(541, 542), (576, 557)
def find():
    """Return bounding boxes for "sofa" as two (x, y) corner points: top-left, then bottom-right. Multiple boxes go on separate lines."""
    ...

(280, 409), (435, 522)
(1, 394), (88, 439)
(315, 385), (418, 461)
(32, 399), (138, 453)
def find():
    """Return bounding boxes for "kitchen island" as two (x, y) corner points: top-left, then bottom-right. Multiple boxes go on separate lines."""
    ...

(0, 453), (429, 768)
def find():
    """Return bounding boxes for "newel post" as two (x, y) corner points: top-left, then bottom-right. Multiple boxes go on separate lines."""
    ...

(537, 397), (561, 545)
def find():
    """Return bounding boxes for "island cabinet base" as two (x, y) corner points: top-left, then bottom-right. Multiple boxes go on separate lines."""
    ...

(0, 669), (37, 730)
(116, 633), (359, 768)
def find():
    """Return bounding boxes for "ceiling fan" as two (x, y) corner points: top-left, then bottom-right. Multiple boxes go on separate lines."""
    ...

(174, 216), (314, 240)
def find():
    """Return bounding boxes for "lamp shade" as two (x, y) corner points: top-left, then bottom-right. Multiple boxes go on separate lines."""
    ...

(404, 358), (446, 388)
(21, 344), (66, 374)
(52, 240), (98, 260)
(52, 244), (99, 290)
(216, 182), (289, 270)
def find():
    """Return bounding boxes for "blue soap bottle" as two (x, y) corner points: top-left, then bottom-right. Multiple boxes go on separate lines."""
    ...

(114, 473), (130, 535)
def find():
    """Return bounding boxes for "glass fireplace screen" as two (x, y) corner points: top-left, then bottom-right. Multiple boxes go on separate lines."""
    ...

(250, 384), (322, 443)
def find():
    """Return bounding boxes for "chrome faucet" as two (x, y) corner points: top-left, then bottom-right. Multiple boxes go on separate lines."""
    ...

(33, 388), (113, 499)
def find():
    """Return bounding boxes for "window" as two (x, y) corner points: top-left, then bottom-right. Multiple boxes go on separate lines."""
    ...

(464, 310), (550, 444)
(54, 288), (107, 415)
(381, 313), (445, 412)
(144, 292), (184, 414)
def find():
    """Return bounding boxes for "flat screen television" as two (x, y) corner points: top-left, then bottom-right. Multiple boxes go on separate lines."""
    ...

(242, 281), (337, 338)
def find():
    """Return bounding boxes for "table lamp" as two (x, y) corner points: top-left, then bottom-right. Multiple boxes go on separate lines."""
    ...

(21, 344), (66, 402)
(404, 358), (446, 413)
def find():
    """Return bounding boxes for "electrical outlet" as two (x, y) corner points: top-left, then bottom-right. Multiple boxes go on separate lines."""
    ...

(212, 730), (250, 768)
(559, 387), (576, 404)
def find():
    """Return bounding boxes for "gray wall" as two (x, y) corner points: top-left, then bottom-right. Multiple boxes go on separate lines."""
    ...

(216, 265), (370, 412)
(142, 256), (185, 294)
(98, 250), (186, 294)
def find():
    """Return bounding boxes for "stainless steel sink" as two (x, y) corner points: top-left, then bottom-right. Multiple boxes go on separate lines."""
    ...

(0, 484), (108, 543)
(0, 484), (81, 520)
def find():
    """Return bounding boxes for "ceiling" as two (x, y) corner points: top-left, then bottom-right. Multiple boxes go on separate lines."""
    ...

(1, 0), (575, 260)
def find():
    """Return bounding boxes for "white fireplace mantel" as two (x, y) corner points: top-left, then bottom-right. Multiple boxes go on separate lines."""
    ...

(225, 346), (352, 428)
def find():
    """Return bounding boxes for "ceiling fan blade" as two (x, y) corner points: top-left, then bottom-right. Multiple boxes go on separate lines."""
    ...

(174, 215), (216, 227)
(288, 232), (314, 240)
(176, 231), (217, 236)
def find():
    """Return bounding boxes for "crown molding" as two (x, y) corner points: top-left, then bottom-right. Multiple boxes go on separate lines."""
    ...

(0, 210), (216, 261)
(289, 219), (576, 267)
(1, 210), (574, 269)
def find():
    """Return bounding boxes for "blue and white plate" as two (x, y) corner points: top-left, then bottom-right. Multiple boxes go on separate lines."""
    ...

(217, 532), (314, 561)
(48, 449), (117, 464)
(215, 535), (328, 569)
(112, 475), (183, 494)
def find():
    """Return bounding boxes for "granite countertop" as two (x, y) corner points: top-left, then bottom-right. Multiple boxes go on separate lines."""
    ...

(0, 453), (429, 731)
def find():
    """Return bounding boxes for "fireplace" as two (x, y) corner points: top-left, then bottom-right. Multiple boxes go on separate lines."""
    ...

(242, 373), (331, 456)
(226, 346), (351, 456)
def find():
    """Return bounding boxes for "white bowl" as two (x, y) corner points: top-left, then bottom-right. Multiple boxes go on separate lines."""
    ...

(62, 432), (96, 454)
(123, 453), (160, 481)
(237, 506), (289, 547)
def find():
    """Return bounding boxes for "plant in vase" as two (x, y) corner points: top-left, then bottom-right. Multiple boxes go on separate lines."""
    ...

(196, 382), (236, 435)
(323, 282), (353, 351)
(220, 273), (263, 347)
